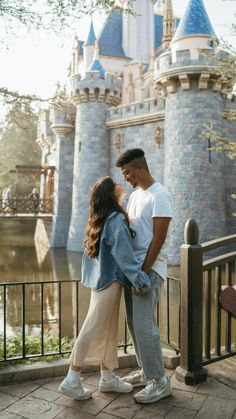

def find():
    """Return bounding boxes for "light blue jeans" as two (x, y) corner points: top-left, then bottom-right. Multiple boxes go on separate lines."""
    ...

(124, 270), (165, 380)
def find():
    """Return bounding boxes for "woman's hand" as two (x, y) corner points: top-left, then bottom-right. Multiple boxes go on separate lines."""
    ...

(131, 286), (148, 296)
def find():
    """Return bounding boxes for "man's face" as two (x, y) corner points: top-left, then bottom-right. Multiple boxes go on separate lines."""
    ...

(121, 162), (140, 188)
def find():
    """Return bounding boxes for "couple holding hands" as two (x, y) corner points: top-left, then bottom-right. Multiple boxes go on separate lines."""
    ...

(59, 148), (173, 405)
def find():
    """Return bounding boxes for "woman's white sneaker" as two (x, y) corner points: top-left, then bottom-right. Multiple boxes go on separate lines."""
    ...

(58, 377), (92, 400)
(134, 377), (172, 404)
(121, 369), (150, 387)
(99, 373), (133, 393)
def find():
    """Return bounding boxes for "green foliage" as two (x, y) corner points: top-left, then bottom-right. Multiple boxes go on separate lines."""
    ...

(0, 87), (51, 107)
(0, 0), (135, 35)
(202, 124), (236, 161)
(0, 103), (41, 195)
(0, 332), (74, 367)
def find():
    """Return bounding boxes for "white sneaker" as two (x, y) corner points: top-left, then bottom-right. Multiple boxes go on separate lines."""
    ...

(99, 373), (133, 393)
(58, 377), (92, 400)
(121, 369), (150, 387)
(134, 377), (172, 404)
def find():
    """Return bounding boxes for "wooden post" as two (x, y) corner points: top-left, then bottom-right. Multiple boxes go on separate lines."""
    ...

(175, 219), (208, 385)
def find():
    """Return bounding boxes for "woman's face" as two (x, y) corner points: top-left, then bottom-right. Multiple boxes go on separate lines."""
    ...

(115, 182), (125, 202)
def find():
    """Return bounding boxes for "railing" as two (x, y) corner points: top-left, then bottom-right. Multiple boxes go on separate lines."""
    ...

(159, 275), (181, 355)
(0, 276), (180, 364)
(175, 219), (236, 385)
(0, 199), (52, 215)
(202, 240), (236, 365)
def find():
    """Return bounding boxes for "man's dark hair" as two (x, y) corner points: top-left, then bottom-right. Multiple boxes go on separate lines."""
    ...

(116, 148), (147, 168)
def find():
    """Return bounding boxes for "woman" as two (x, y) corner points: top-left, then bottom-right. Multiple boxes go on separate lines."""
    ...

(59, 176), (150, 400)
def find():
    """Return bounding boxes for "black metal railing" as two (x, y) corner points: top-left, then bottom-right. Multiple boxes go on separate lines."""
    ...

(0, 275), (180, 364)
(0, 199), (52, 215)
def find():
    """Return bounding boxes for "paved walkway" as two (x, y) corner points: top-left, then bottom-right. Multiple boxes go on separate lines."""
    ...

(0, 358), (236, 418)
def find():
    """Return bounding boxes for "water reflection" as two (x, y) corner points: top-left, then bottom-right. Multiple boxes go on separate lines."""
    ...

(0, 221), (126, 346)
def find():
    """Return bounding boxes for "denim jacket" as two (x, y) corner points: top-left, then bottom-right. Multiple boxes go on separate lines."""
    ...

(81, 211), (150, 292)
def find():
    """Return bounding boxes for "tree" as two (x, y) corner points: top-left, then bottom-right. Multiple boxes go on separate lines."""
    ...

(0, 0), (135, 34)
(0, 103), (41, 195)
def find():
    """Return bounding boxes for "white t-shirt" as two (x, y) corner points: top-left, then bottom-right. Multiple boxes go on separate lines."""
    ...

(127, 182), (173, 280)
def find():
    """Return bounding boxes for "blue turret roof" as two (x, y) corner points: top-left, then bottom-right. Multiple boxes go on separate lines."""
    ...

(88, 59), (105, 78)
(172, 0), (216, 43)
(98, 11), (126, 58)
(84, 20), (96, 46)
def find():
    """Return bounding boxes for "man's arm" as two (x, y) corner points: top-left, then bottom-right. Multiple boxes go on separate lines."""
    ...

(142, 217), (172, 273)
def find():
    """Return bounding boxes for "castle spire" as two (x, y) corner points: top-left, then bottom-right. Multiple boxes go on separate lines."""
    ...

(172, 0), (216, 44)
(83, 18), (97, 72)
(162, 0), (175, 48)
(84, 19), (96, 46)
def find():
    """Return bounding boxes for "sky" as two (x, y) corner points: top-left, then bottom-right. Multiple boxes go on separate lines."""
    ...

(0, 0), (235, 104)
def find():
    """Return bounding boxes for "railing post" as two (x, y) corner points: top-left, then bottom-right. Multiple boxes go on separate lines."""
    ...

(175, 219), (207, 385)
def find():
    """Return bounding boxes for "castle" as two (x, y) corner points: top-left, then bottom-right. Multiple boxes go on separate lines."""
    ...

(36, 0), (236, 265)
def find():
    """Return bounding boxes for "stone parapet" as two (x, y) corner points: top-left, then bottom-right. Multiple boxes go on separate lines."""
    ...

(155, 65), (230, 96)
(107, 98), (165, 125)
(70, 72), (122, 107)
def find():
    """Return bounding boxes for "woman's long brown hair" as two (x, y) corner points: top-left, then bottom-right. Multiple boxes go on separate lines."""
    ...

(84, 176), (129, 258)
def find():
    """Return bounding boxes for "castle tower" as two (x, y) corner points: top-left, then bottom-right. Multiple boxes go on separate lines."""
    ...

(155, 0), (227, 264)
(49, 100), (75, 247)
(83, 20), (96, 72)
(162, 0), (175, 49)
(71, 35), (79, 76)
(67, 54), (122, 251)
(122, 0), (154, 62)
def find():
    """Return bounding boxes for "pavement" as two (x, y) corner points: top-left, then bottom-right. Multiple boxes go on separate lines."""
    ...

(0, 357), (236, 419)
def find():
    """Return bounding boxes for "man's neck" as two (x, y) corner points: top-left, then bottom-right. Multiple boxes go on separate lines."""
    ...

(138, 174), (156, 191)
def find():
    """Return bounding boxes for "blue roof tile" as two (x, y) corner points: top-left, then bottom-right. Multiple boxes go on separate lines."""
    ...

(155, 15), (163, 49)
(88, 59), (105, 78)
(173, 0), (216, 42)
(78, 40), (84, 55)
(99, 11), (126, 57)
(84, 20), (96, 46)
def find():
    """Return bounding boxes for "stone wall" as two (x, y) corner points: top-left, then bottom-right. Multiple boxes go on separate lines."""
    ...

(164, 82), (227, 264)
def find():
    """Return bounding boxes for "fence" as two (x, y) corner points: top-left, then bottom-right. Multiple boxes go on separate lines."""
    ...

(0, 199), (52, 215)
(175, 219), (236, 385)
(0, 276), (180, 364)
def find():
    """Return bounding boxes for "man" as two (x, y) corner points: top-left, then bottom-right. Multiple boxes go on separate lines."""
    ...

(116, 148), (173, 404)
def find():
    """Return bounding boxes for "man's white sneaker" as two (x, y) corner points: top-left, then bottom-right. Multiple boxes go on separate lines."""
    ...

(58, 377), (92, 400)
(121, 369), (150, 387)
(99, 373), (133, 393)
(134, 377), (172, 404)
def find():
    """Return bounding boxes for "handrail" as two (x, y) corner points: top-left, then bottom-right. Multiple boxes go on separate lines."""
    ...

(201, 235), (236, 252)
(203, 251), (236, 270)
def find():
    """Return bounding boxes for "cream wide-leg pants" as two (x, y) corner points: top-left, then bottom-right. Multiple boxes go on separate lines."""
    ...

(69, 281), (122, 370)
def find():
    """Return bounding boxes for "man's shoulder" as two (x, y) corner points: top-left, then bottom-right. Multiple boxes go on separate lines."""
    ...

(151, 182), (170, 197)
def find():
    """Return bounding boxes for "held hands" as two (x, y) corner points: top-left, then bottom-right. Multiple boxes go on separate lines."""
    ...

(131, 285), (148, 297)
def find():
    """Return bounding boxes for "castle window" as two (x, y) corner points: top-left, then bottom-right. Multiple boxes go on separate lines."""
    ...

(176, 50), (190, 63)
